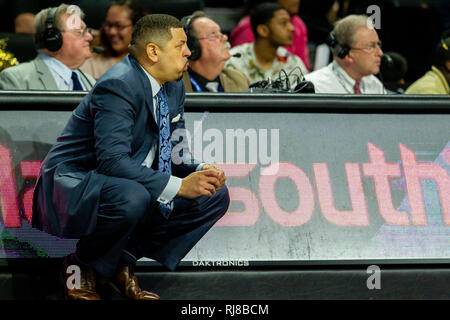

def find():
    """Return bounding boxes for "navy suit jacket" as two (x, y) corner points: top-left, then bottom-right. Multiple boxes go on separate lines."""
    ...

(32, 54), (199, 238)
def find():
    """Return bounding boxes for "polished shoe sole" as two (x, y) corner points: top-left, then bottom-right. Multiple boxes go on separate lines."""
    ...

(95, 276), (126, 300)
(96, 275), (160, 300)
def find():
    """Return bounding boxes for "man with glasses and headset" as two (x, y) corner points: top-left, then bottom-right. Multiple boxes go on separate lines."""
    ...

(305, 14), (386, 94)
(0, 4), (95, 91)
(181, 11), (249, 93)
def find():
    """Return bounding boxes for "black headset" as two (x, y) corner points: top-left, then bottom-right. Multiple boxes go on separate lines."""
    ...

(183, 14), (202, 61)
(326, 32), (350, 59)
(43, 7), (63, 52)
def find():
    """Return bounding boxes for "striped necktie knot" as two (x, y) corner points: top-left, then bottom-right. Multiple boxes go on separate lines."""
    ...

(353, 80), (361, 94)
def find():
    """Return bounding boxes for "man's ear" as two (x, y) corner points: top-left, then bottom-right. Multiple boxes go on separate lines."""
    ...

(345, 50), (354, 64)
(146, 43), (160, 63)
(256, 24), (269, 38)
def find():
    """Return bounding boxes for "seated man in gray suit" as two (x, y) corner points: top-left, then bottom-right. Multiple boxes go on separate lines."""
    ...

(0, 3), (95, 91)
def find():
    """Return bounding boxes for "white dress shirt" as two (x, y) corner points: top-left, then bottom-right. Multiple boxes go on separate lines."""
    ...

(139, 66), (205, 204)
(139, 67), (182, 204)
(305, 61), (386, 94)
(39, 53), (87, 91)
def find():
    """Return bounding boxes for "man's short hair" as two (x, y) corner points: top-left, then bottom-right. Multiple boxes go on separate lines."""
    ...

(332, 14), (371, 49)
(250, 2), (283, 39)
(34, 3), (85, 49)
(434, 37), (450, 68)
(129, 14), (182, 54)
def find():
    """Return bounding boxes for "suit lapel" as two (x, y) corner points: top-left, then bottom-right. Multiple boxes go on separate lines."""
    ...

(34, 57), (58, 90)
(77, 70), (93, 90)
(129, 55), (158, 129)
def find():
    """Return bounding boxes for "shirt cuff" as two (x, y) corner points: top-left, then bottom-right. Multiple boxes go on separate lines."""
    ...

(157, 175), (182, 204)
(196, 163), (206, 171)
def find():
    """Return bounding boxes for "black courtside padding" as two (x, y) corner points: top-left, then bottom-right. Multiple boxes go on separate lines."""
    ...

(0, 91), (450, 113)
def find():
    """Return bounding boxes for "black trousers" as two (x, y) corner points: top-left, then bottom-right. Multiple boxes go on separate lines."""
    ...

(75, 176), (230, 277)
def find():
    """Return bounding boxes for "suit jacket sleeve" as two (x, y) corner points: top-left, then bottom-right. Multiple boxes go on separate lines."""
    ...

(0, 68), (24, 90)
(90, 78), (172, 202)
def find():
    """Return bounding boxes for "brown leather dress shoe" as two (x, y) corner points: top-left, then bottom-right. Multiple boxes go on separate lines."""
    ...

(61, 255), (101, 300)
(112, 266), (160, 300)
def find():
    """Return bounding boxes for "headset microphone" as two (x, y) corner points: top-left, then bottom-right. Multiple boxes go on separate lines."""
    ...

(43, 7), (63, 52)
(93, 46), (105, 54)
(183, 15), (202, 61)
(326, 32), (350, 59)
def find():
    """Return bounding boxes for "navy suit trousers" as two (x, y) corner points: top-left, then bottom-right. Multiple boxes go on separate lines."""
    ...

(75, 176), (230, 277)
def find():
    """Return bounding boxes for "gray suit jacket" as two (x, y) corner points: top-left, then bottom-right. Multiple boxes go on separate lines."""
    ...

(0, 56), (95, 90)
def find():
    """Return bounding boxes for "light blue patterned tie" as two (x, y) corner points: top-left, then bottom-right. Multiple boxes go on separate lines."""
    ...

(156, 85), (174, 217)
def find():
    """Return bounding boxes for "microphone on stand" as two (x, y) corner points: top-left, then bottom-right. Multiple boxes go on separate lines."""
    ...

(381, 54), (393, 66)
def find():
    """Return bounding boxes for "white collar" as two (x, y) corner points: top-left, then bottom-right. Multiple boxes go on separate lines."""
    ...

(331, 60), (364, 93)
(139, 65), (161, 99)
(39, 52), (73, 85)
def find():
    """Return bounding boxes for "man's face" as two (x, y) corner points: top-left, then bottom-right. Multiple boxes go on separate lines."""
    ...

(348, 26), (383, 76)
(104, 5), (133, 55)
(193, 17), (230, 65)
(277, 0), (300, 16)
(158, 28), (191, 82)
(267, 9), (294, 47)
(59, 13), (93, 68)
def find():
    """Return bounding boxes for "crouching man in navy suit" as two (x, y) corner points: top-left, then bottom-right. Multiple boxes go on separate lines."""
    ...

(32, 14), (229, 300)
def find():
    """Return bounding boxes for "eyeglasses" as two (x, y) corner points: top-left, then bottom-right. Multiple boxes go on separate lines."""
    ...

(352, 41), (382, 53)
(197, 31), (226, 41)
(63, 27), (92, 39)
(103, 22), (132, 31)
